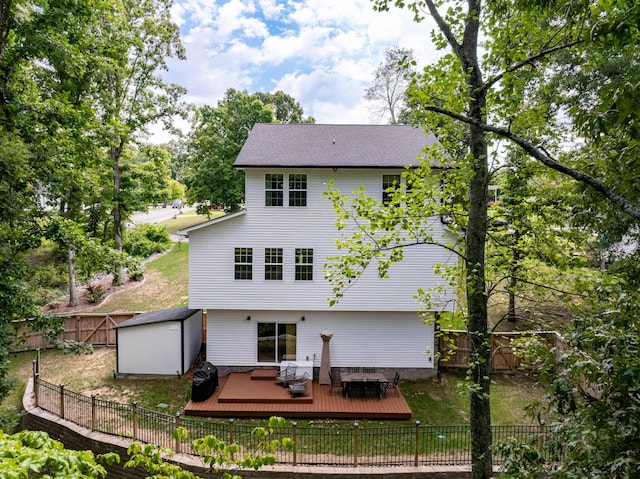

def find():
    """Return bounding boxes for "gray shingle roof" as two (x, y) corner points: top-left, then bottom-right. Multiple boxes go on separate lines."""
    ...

(114, 307), (199, 329)
(234, 123), (438, 168)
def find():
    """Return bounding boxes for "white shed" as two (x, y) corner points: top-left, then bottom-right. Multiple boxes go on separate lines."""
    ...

(114, 307), (203, 376)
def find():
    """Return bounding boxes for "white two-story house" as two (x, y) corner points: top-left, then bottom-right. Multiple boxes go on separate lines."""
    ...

(181, 123), (457, 378)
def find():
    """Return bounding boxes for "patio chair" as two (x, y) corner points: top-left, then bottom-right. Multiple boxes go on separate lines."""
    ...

(385, 372), (400, 397)
(364, 379), (381, 399)
(288, 372), (310, 397)
(275, 364), (297, 387)
(328, 369), (343, 396)
(289, 370), (309, 385)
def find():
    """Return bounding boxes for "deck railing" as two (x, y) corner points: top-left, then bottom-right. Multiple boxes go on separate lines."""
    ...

(33, 375), (556, 468)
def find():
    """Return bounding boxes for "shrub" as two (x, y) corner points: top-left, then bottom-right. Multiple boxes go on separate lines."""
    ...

(84, 283), (104, 303)
(123, 224), (170, 258)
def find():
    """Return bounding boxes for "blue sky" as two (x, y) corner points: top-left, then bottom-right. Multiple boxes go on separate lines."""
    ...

(151, 0), (439, 141)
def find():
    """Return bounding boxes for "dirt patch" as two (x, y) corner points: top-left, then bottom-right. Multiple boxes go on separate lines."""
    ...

(41, 274), (144, 315)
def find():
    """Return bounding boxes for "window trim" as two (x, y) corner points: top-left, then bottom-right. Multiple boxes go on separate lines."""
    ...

(265, 173), (284, 207)
(295, 248), (314, 281)
(234, 247), (253, 280)
(288, 173), (307, 207)
(264, 247), (283, 281)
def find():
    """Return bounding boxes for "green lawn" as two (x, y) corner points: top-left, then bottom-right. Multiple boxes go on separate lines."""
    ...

(4, 347), (545, 428)
(162, 210), (222, 235)
(91, 243), (190, 313)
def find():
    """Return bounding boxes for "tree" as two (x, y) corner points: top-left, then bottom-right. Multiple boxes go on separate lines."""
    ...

(337, 1), (640, 478)
(130, 144), (173, 207)
(94, 0), (186, 284)
(487, 154), (588, 329)
(185, 89), (313, 214)
(254, 90), (315, 124)
(0, 0), (114, 396)
(364, 45), (417, 123)
(0, 429), (117, 478)
(0, 134), (41, 401)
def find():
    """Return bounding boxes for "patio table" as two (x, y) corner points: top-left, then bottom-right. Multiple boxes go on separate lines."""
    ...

(341, 372), (388, 399)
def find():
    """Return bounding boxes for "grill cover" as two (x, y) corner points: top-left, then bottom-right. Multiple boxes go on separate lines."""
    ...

(191, 362), (218, 402)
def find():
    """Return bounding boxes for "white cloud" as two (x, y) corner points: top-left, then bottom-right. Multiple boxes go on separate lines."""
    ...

(150, 0), (440, 143)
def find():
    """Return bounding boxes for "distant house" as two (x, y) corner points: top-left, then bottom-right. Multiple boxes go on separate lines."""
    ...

(114, 307), (203, 376)
(180, 124), (457, 378)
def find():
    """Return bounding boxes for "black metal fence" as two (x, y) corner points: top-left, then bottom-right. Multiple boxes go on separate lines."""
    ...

(33, 375), (553, 468)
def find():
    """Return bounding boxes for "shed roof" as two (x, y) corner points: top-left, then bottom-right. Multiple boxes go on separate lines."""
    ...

(234, 123), (439, 169)
(114, 307), (200, 329)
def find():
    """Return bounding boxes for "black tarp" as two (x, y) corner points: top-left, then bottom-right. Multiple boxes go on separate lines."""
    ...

(191, 362), (218, 402)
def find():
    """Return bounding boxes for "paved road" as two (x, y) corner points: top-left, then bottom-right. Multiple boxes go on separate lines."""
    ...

(131, 207), (191, 225)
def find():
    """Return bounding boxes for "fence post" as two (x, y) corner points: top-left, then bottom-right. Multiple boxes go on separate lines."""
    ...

(538, 420), (546, 457)
(175, 414), (181, 454)
(292, 422), (297, 466)
(91, 395), (97, 431)
(228, 419), (235, 461)
(353, 422), (359, 466)
(59, 384), (65, 419)
(414, 420), (421, 466)
(34, 374), (39, 408)
(132, 402), (138, 440)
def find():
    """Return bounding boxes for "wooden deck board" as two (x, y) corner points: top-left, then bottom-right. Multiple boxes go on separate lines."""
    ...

(184, 372), (412, 420)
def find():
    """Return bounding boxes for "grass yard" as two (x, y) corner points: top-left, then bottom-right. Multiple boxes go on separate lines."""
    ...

(91, 243), (190, 313)
(162, 210), (223, 235)
(5, 347), (545, 428)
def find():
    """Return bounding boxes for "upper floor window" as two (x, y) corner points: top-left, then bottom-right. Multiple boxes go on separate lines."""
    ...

(265, 174), (284, 206)
(234, 247), (253, 280)
(295, 248), (313, 281)
(382, 174), (401, 204)
(264, 248), (283, 280)
(288, 174), (307, 207)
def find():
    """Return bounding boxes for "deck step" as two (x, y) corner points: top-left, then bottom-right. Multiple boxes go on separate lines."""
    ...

(250, 368), (278, 381)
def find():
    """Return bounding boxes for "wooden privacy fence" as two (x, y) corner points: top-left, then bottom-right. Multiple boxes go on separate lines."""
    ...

(438, 330), (561, 374)
(10, 313), (141, 352)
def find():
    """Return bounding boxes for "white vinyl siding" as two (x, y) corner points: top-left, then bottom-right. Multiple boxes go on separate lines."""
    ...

(188, 168), (457, 312)
(207, 310), (435, 369)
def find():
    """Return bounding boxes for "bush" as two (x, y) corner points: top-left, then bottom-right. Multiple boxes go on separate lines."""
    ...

(123, 224), (171, 258)
(84, 283), (104, 303)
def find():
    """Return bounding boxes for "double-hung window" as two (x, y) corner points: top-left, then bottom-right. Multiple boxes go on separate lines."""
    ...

(264, 248), (283, 280)
(295, 248), (313, 281)
(264, 173), (307, 207)
(234, 248), (253, 280)
(382, 174), (401, 204)
(288, 174), (307, 207)
(265, 174), (284, 206)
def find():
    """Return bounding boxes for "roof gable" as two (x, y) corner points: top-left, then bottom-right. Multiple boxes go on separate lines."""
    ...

(234, 124), (438, 169)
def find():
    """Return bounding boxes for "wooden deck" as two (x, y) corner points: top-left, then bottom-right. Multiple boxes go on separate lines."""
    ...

(184, 371), (412, 420)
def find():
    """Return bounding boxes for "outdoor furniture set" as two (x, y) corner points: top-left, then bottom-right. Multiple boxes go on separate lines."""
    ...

(329, 367), (400, 400)
(275, 364), (310, 397)
(276, 364), (400, 399)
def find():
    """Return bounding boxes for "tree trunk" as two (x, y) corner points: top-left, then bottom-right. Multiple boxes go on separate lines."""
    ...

(466, 125), (493, 479)
(67, 248), (78, 307)
(507, 238), (521, 323)
(461, 1), (493, 477)
(112, 144), (125, 285)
